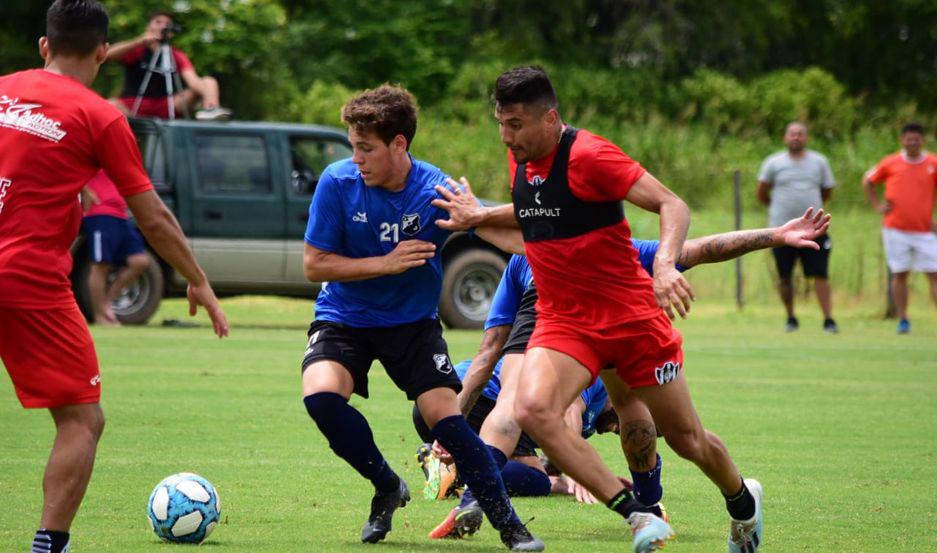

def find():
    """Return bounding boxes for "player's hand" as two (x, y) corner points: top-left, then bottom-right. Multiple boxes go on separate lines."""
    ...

(777, 207), (831, 249)
(432, 177), (483, 231)
(653, 265), (695, 320)
(186, 281), (229, 338)
(931, 220), (937, 235)
(876, 201), (892, 215)
(564, 476), (599, 504)
(431, 440), (454, 465)
(383, 240), (436, 274)
(80, 187), (99, 211)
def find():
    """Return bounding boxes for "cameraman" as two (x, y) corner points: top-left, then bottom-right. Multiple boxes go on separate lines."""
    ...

(107, 11), (230, 120)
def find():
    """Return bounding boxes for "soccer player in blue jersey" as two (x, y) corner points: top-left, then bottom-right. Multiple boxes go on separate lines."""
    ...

(299, 85), (542, 551)
(427, 208), (830, 539)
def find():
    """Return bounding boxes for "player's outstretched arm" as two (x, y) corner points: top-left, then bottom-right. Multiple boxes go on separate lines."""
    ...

(303, 240), (435, 283)
(126, 190), (228, 338)
(678, 208), (831, 268)
(475, 227), (525, 255)
(625, 172), (695, 319)
(433, 177), (520, 231)
(458, 325), (511, 415)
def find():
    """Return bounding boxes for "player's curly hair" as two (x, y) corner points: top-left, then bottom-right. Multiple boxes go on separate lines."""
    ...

(341, 85), (418, 150)
(46, 0), (109, 57)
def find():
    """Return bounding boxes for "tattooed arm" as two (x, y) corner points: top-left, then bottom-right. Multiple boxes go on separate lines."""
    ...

(677, 207), (831, 269)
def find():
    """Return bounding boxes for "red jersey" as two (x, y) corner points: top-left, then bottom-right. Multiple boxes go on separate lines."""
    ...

(0, 69), (152, 308)
(509, 128), (661, 328)
(84, 170), (129, 219)
(866, 152), (937, 232)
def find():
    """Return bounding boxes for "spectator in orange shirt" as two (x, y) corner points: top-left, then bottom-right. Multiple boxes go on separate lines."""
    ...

(863, 122), (937, 334)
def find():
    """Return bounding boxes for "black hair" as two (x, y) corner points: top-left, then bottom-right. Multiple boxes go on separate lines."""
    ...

(493, 65), (558, 111)
(901, 122), (925, 135)
(46, 0), (109, 57)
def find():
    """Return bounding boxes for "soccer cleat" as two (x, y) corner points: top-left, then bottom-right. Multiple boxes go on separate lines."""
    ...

(823, 318), (839, 334)
(361, 478), (410, 544)
(897, 318), (911, 334)
(428, 500), (484, 539)
(416, 443), (460, 500)
(648, 502), (670, 524)
(628, 511), (675, 552)
(500, 521), (545, 551)
(727, 478), (763, 553)
(785, 317), (799, 332)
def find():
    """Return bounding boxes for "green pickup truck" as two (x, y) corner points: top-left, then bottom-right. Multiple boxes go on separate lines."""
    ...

(70, 117), (508, 328)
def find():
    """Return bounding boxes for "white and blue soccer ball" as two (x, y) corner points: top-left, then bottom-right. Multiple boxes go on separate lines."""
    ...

(147, 472), (221, 544)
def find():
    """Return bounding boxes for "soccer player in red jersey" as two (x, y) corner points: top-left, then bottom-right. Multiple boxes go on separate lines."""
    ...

(0, 2), (228, 552)
(433, 66), (763, 553)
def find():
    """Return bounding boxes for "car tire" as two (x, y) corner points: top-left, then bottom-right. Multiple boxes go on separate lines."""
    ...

(71, 244), (164, 326)
(439, 248), (507, 329)
(112, 252), (164, 325)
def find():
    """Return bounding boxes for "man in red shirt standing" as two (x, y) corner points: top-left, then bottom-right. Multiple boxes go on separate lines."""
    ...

(0, 2), (228, 552)
(433, 66), (762, 553)
(863, 122), (937, 334)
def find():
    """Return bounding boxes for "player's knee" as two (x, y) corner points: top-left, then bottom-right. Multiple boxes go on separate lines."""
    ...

(513, 395), (551, 436)
(664, 428), (706, 461)
(128, 254), (151, 270)
(302, 391), (345, 423)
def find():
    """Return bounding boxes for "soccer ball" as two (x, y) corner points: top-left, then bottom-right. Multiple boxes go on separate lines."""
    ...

(147, 472), (221, 544)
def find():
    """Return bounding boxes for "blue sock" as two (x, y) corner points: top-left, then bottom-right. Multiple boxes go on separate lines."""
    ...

(304, 392), (399, 493)
(630, 454), (663, 506)
(459, 444), (508, 508)
(501, 461), (551, 497)
(432, 415), (521, 530)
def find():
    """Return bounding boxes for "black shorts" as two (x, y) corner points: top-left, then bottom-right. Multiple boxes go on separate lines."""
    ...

(773, 234), (831, 279)
(502, 284), (538, 355)
(301, 319), (461, 400)
(411, 396), (540, 458)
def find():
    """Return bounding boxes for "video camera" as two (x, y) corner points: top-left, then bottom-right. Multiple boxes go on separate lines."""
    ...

(160, 22), (182, 42)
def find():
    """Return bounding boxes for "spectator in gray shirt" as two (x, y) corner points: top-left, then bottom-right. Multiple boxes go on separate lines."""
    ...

(757, 122), (838, 333)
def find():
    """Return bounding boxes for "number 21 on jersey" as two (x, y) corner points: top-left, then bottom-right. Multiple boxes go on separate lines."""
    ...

(379, 222), (399, 243)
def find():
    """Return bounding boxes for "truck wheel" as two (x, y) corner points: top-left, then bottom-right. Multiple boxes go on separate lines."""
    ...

(112, 252), (164, 325)
(71, 248), (164, 326)
(439, 249), (506, 329)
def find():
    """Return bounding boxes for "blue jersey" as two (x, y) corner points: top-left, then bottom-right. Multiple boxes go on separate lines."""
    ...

(485, 238), (683, 329)
(580, 381), (610, 438)
(454, 358), (502, 401)
(304, 156), (451, 327)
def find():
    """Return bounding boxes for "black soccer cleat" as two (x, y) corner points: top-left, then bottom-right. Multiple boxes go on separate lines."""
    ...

(500, 521), (545, 552)
(361, 478), (410, 544)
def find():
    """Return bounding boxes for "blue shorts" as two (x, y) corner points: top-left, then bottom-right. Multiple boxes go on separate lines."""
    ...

(82, 215), (147, 266)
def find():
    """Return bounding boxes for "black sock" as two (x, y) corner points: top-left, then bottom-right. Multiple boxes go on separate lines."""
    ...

(32, 529), (69, 553)
(432, 415), (521, 531)
(303, 392), (399, 493)
(724, 478), (756, 521)
(501, 461), (551, 497)
(606, 488), (648, 519)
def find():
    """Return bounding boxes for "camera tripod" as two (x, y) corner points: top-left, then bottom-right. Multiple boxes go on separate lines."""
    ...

(129, 40), (190, 120)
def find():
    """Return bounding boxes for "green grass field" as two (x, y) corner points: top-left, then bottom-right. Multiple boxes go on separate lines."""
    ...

(1, 297), (936, 552)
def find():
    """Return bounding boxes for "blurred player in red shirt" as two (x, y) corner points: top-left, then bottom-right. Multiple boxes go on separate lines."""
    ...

(0, 2), (228, 551)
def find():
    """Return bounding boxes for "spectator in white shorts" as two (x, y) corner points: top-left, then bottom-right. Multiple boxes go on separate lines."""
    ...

(863, 122), (937, 334)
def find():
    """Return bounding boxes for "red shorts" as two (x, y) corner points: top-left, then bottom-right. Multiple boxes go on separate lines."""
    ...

(0, 305), (101, 408)
(528, 311), (684, 389)
(119, 96), (178, 119)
